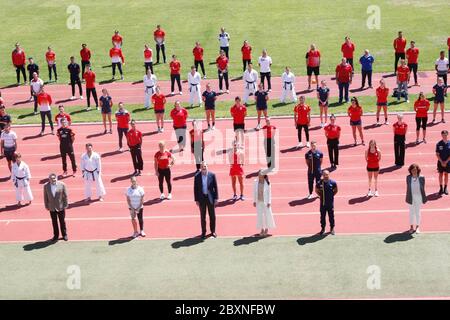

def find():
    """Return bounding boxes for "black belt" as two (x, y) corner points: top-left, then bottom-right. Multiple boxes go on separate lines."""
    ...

(246, 81), (256, 89)
(15, 176), (26, 180)
(146, 85), (154, 88)
(189, 83), (199, 92)
(84, 168), (98, 181)
(284, 81), (293, 90)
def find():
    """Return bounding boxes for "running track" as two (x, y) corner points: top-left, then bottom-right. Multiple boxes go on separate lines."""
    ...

(0, 70), (444, 108)
(0, 113), (449, 242)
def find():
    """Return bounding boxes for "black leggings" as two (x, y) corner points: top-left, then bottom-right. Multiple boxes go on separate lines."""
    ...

(327, 138), (339, 166)
(129, 144), (144, 171)
(48, 65), (57, 81)
(117, 127), (128, 148)
(40, 111), (54, 132)
(218, 71), (229, 90)
(71, 78), (82, 96)
(15, 65), (26, 83)
(438, 73), (448, 87)
(415, 117), (427, 131)
(158, 168), (172, 193)
(170, 74), (182, 92)
(264, 138), (275, 168)
(112, 62), (123, 76)
(260, 72), (272, 90)
(60, 145), (77, 172)
(242, 59), (251, 72)
(408, 63), (418, 83)
(194, 60), (205, 76)
(156, 44), (166, 63)
(394, 135), (405, 166)
(144, 62), (154, 74)
(297, 125), (309, 142)
(394, 53), (405, 72)
(81, 60), (90, 76)
(86, 88), (98, 108)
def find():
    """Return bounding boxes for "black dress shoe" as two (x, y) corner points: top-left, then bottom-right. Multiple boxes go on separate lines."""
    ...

(63, 235), (68, 241)
(319, 228), (325, 235)
(201, 234), (207, 239)
(51, 237), (58, 242)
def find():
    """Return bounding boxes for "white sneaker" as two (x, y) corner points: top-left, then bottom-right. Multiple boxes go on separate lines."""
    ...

(160, 193), (165, 200)
(320, 123), (324, 128)
(256, 124), (261, 130)
(306, 142), (311, 148)
(70, 96), (76, 100)
(406, 100), (410, 103)
(219, 90), (223, 94)
(203, 75), (207, 79)
(120, 76), (124, 80)
(119, 147), (123, 152)
(385, 121), (389, 125)
(367, 190), (373, 197)
(376, 121), (380, 125)
(415, 227), (420, 234)
(167, 193), (172, 200)
(140, 230), (146, 237)
(132, 232), (139, 238)
(171, 92), (175, 96)
(99, 197), (104, 202)
(226, 89), (229, 94)
(160, 127), (164, 132)
(374, 190), (379, 197)
(297, 142), (304, 148)
(179, 92), (183, 95)
(80, 96), (84, 100)
(28, 96), (33, 102)
(307, 194), (314, 199)
(212, 125), (215, 130)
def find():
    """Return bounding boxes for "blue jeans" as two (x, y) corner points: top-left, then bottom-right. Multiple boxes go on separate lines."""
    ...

(397, 81), (408, 101)
(338, 82), (349, 103)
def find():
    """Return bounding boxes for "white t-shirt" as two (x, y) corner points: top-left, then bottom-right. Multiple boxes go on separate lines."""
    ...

(126, 186), (145, 209)
(31, 78), (44, 94)
(0, 131), (17, 148)
(258, 55), (272, 73)
(436, 58), (449, 72)
(218, 32), (230, 47)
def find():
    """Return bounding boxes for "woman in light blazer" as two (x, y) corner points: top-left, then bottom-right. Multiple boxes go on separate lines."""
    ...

(253, 169), (276, 236)
(405, 163), (427, 234)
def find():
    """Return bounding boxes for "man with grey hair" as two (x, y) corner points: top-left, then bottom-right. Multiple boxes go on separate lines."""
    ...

(359, 49), (375, 89)
(44, 173), (69, 241)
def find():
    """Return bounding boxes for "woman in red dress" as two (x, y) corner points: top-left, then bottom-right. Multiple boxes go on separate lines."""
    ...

(365, 139), (381, 197)
(229, 141), (245, 201)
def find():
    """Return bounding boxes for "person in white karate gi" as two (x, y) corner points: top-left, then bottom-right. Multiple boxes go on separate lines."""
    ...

(81, 143), (106, 202)
(253, 169), (275, 237)
(143, 68), (157, 109)
(242, 63), (258, 104)
(11, 153), (33, 206)
(280, 66), (297, 103)
(188, 66), (202, 108)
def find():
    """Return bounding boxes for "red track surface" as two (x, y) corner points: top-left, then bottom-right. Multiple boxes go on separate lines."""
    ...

(0, 71), (442, 108)
(0, 114), (449, 242)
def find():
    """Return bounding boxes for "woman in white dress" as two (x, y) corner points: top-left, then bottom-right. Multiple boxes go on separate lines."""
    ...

(11, 153), (33, 206)
(405, 163), (427, 234)
(253, 169), (276, 236)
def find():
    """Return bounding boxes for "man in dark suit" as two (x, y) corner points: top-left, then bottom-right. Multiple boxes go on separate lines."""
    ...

(194, 162), (219, 239)
(43, 173), (69, 241)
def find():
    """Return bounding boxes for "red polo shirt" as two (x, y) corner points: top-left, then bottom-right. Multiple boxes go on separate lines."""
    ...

(152, 93), (166, 111)
(154, 29), (165, 39)
(335, 63), (353, 83)
(406, 47), (419, 64)
(414, 99), (430, 118)
(393, 122), (408, 136)
(83, 71), (96, 89)
(170, 61), (181, 75)
(144, 48), (152, 60)
(55, 113), (72, 127)
(306, 50), (320, 67)
(324, 124), (341, 139)
(80, 48), (91, 61)
(115, 110), (130, 129)
(376, 87), (389, 104)
(294, 104), (311, 125)
(46, 51), (56, 64)
(230, 104), (247, 124)
(397, 65), (410, 82)
(241, 45), (252, 60)
(216, 56), (228, 71)
(341, 42), (355, 59)
(193, 47), (204, 61)
(348, 106), (363, 121)
(12, 50), (26, 65)
(126, 129), (142, 147)
(170, 108), (188, 127)
(394, 37), (407, 53)
(154, 150), (172, 169)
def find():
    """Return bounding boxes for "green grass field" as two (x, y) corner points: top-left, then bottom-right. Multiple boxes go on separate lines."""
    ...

(1, 233), (449, 299)
(0, 0), (449, 86)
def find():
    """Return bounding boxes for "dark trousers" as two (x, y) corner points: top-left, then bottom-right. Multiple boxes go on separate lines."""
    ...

(191, 142), (204, 170)
(33, 95), (38, 113)
(86, 88), (98, 108)
(156, 44), (166, 63)
(220, 46), (229, 58)
(60, 145), (77, 172)
(218, 71), (229, 90)
(338, 81), (350, 103)
(112, 62), (123, 76)
(70, 78), (82, 96)
(50, 210), (67, 238)
(81, 60), (90, 76)
(170, 74), (182, 92)
(194, 60), (205, 76)
(297, 125), (309, 142)
(394, 53), (405, 72)
(134, 208), (144, 230)
(199, 195), (216, 235)
(260, 72), (272, 90)
(361, 70), (372, 87)
(308, 170), (322, 195)
(15, 64), (26, 83)
(158, 168), (172, 193)
(408, 63), (418, 83)
(327, 138), (339, 166)
(48, 64), (57, 81)
(438, 73), (448, 87)
(40, 111), (54, 132)
(320, 205), (335, 229)
(129, 144), (144, 171)
(264, 138), (275, 169)
(145, 62), (154, 73)
(117, 127), (128, 148)
(347, 58), (354, 71)
(242, 59), (251, 72)
(394, 134), (406, 166)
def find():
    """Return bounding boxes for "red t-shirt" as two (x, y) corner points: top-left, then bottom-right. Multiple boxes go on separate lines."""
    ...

(152, 93), (166, 111)
(55, 113), (71, 127)
(170, 61), (181, 75)
(115, 110), (130, 129)
(447, 37), (450, 49)
(12, 50), (26, 65)
(393, 122), (408, 136)
(376, 87), (389, 104)
(126, 129), (142, 147)
(414, 99), (430, 118)
(394, 37), (407, 53)
(46, 51), (56, 64)
(83, 71), (96, 89)
(406, 47), (419, 64)
(170, 108), (188, 127)
(154, 151), (172, 169)
(37, 92), (52, 106)
(154, 29), (165, 39)
(230, 104), (247, 124)
(294, 104), (311, 125)
(193, 47), (204, 61)
(397, 65), (410, 82)
(335, 64), (353, 83)
(348, 106), (363, 121)
(216, 56), (228, 71)
(112, 34), (123, 44)
(341, 42), (355, 59)
(324, 124), (341, 139)
(144, 48), (152, 60)
(241, 45), (252, 60)
(306, 50), (320, 67)
(80, 48), (91, 61)
(367, 149), (380, 169)
(262, 125), (276, 139)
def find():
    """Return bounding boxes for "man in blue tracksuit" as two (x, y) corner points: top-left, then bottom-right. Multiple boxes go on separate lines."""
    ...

(359, 49), (375, 89)
(316, 170), (338, 235)
(305, 141), (323, 199)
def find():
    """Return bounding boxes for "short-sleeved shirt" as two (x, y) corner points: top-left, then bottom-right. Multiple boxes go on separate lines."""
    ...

(335, 64), (353, 83)
(84, 71), (96, 89)
(255, 91), (268, 109)
(100, 96), (112, 114)
(406, 47), (419, 64)
(68, 63), (81, 79)
(317, 87), (330, 102)
(435, 58), (449, 72)
(126, 186), (145, 210)
(126, 129), (142, 147)
(317, 179), (337, 207)
(433, 84), (446, 101)
(305, 150), (323, 173)
(230, 104), (247, 124)
(0, 113), (12, 131)
(397, 65), (410, 82)
(170, 61), (181, 75)
(218, 32), (230, 47)
(152, 93), (166, 111)
(170, 108), (188, 128)
(216, 56), (228, 71)
(57, 127), (74, 146)
(393, 122), (407, 136)
(306, 50), (320, 67)
(394, 37), (407, 53)
(414, 100), (430, 118)
(359, 55), (375, 71)
(115, 110), (130, 129)
(241, 45), (252, 60)
(436, 140), (450, 161)
(202, 91), (217, 109)
(324, 124), (341, 140)
(348, 106), (363, 121)
(376, 87), (389, 104)
(154, 151), (172, 169)
(258, 56), (272, 73)
(294, 104), (311, 125)
(341, 42), (355, 59)
(193, 47), (203, 61)
(0, 130), (17, 148)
